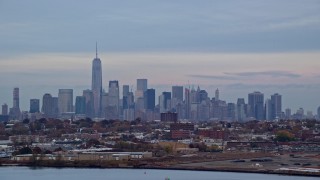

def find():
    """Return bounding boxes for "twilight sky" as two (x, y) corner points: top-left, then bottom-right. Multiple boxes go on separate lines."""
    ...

(0, 0), (320, 113)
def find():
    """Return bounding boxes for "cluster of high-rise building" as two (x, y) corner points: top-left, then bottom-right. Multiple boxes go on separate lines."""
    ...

(1, 46), (320, 122)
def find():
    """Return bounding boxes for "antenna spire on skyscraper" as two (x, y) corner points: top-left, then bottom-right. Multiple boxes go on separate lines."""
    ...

(96, 42), (98, 58)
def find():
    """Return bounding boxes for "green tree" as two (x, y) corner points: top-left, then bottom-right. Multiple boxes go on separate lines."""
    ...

(275, 130), (295, 142)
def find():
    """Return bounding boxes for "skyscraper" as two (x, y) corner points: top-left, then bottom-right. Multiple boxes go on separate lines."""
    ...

(107, 80), (120, 118)
(248, 91), (264, 120)
(29, 99), (40, 113)
(2, 104), (8, 115)
(172, 86), (183, 111)
(101, 91), (108, 118)
(215, 88), (219, 101)
(9, 87), (20, 119)
(271, 93), (282, 119)
(198, 90), (208, 102)
(52, 97), (59, 118)
(227, 103), (236, 121)
(134, 79), (147, 114)
(144, 88), (155, 110)
(126, 92), (135, 108)
(172, 86), (183, 102)
(265, 99), (272, 120)
(137, 79), (147, 92)
(75, 96), (86, 115)
(92, 43), (102, 117)
(296, 107), (304, 119)
(108, 81), (120, 106)
(135, 79), (147, 101)
(190, 86), (200, 103)
(159, 92), (171, 113)
(13, 88), (19, 110)
(42, 93), (53, 118)
(285, 108), (291, 119)
(83, 89), (94, 118)
(123, 85), (129, 97)
(123, 91), (135, 120)
(185, 88), (191, 119)
(58, 89), (73, 114)
(237, 98), (246, 122)
(123, 89), (135, 121)
(122, 85), (130, 109)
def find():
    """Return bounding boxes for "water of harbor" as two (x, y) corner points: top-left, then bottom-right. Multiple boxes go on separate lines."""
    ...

(0, 166), (318, 180)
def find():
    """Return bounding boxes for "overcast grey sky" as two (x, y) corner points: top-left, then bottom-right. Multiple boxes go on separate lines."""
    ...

(0, 0), (320, 112)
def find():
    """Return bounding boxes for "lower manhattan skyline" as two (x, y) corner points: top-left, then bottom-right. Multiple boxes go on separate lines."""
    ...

(0, 52), (319, 113)
(0, 0), (320, 113)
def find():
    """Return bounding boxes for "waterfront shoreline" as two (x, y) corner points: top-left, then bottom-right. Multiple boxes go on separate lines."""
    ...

(2, 152), (319, 177)
(1, 162), (319, 177)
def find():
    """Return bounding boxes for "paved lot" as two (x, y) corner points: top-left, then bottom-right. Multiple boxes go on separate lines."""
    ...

(173, 153), (320, 171)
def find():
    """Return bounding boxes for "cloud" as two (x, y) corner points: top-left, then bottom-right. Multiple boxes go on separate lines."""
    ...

(188, 74), (237, 80)
(265, 15), (320, 31)
(225, 71), (301, 78)
(188, 71), (301, 82)
(224, 83), (320, 90)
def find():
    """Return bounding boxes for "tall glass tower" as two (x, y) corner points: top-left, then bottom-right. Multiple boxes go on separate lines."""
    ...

(137, 79), (147, 92)
(10, 87), (21, 120)
(58, 89), (73, 114)
(271, 93), (282, 119)
(13, 88), (19, 109)
(29, 99), (40, 113)
(42, 93), (53, 118)
(248, 91), (264, 120)
(92, 43), (102, 118)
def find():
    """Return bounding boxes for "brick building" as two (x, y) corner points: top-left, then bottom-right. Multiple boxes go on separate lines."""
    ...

(198, 129), (229, 140)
